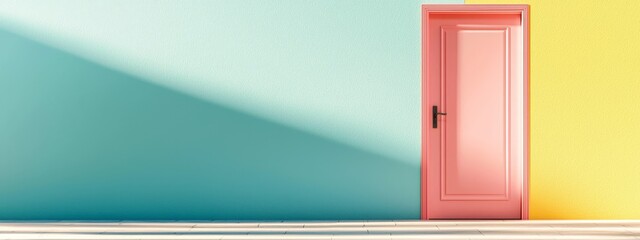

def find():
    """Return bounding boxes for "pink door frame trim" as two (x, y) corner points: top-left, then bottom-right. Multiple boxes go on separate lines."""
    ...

(421, 4), (530, 220)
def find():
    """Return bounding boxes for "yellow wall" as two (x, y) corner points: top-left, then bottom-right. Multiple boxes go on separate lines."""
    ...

(466, 0), (640, 219)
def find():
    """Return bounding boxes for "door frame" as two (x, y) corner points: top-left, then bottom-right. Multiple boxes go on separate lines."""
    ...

(421, 4), (530, 220)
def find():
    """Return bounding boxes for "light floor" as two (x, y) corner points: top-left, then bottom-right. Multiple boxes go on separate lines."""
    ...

(0, 220), (639, 240)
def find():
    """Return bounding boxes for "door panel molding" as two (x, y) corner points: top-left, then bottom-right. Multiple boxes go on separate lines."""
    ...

(440, 25), (511, 201)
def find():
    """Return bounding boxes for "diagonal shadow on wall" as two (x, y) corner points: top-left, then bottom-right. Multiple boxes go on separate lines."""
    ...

(0, 28), (418, 220)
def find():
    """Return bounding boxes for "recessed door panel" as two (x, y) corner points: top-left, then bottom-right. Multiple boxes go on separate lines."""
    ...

(442, 26), (509, 200)
(422, 5), (529, 220)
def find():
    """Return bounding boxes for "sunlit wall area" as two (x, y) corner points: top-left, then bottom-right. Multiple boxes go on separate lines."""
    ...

(0, 0), (461, 220)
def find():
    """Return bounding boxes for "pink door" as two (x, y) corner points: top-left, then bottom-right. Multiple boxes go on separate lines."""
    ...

(422, 5), (529, 220)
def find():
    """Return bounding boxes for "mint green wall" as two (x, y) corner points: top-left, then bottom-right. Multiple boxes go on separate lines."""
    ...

(0, 0), (461, 220)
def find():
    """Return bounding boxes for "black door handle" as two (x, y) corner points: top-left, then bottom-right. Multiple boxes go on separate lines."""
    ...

(432, 105), (447, 128)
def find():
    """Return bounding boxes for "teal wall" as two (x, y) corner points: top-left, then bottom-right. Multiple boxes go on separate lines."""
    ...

(0, 0), (461, 220)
